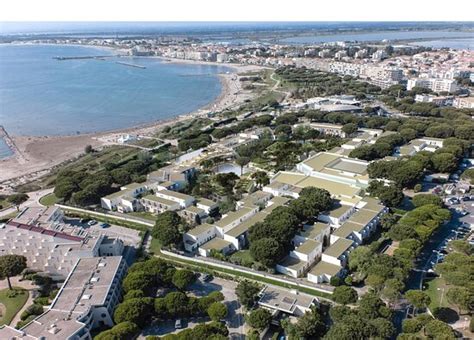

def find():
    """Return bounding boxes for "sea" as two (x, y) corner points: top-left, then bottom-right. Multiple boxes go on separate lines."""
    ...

(0, 44), (230, 137)
(0, 137), (13, 159)
(278, 30), (474, 45)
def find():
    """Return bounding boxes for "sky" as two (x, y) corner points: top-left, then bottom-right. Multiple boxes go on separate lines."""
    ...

(1, 0), (473, 22)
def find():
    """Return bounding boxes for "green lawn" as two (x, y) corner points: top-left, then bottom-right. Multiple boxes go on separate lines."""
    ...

(424, 276), (449, 310)
(39, 193), (59, 207)
(0, 288), (28, 326)
(0, 198), (13, 210)
(127, 211), (157, 222)
(63, 210), (149, 232)
(229, 250), (255, 267)
(149, 238), (162, 254)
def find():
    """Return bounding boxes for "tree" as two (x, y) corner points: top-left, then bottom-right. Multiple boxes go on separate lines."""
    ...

(164, 292), (190, 316)
(7, 193), (29, 211)
(251, 171), (269, 189)
(412, 194), (442, 207)
(402, 318), (423, 333)
(235, 156), (250, 175)
(446, 287), (473, 314)
(424, 320), (455, 339)
(172, 270), (196, 291)
(152, 211), (183, 247)
(249, 238), (285, 267)
(246, 308), (272, 331)
(342, 123), (358, 136)
(113, 298), (154, 327)
(431, 153), (458, 173)
(405, 290), (431, 312)
(332, 286), (358, 305)
(293, 307), (326, 339)
(348, 246), (373, 273)
(235, 280), (260, 309)
(299, 187), (332, 212)
(448, 240), (473, 255)
(122, 271), (156, 294)
(123, 289), (145, 300)
(84, 144), (93, 154)
(370, 318), (395, 338)
(0, 255), (27, 290)
(207, 302), (228, 321)
(95, 321), (140, 340)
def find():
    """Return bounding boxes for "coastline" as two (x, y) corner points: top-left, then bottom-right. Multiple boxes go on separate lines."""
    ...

(0, 51), (263, 187)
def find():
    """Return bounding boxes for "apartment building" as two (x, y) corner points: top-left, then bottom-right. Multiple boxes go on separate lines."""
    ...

(0, 256), (127, 340)
(407, 78), (459, 93)
(453, 96), (474, 109)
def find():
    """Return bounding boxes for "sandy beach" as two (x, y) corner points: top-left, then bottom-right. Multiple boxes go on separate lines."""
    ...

(0, 58), (263, 188)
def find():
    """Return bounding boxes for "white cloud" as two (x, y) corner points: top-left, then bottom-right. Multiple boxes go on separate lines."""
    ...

(1, 0), (473, 21)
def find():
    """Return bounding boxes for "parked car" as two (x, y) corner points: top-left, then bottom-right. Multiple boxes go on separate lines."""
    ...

(100, 223), (110, 228)
(87, 220), (97, 226)
(175, 319), (182, 329)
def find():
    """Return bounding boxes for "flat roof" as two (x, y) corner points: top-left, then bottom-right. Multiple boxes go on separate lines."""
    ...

(326, 202), (353, 218)
(294, 176), (361, 198)
(186, 223), (215, 237)
(157, 189), (194, 201)
(323, 238), (353, 258)
(278, 256), (307, 271)
(215, 207), (254, 229)
(225, 211), (267, 238)
(200, 237), (232, 251)
(360, 197), (385, 213)
(258, 285), (316, 314)
(309, 261), (342, 276)
(299, 222), (329, 239)
(347, 208), (378, 226)
(302, 153), (340, 172)
(122, 182), (144, 190)
(197, 198), (217, 207)
(184, 206), (205, 214)
(103, 189), (126, 200)
(142, 194), (176, 206)
(272, 172), (306, 186)
(325, 158), (367, 175)
(294, 239), (321, 255)
(333, 221), (365, 237)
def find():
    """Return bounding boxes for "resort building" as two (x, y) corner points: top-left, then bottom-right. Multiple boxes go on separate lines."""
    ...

(0, 256), (127, 340)
(321, 238), (355, 267)
(258, 286), (318, 317)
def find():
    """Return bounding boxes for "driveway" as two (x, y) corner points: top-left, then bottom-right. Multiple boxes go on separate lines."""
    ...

(0, 188), (54, 218)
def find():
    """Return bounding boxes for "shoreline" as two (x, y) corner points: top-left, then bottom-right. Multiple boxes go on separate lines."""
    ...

(0, 47), (263, 187)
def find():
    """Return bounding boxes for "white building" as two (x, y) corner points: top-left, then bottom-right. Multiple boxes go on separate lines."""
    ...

(276, 239), (322, 278)
(321, 238), (354, 267)
(407, 78), (459, 93)
(0, 256), (127, 340)
(453, 97), (474, 109)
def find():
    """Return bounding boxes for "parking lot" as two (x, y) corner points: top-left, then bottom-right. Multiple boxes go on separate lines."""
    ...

(139, 276), (245, 339)
(64, 217), (142, 247)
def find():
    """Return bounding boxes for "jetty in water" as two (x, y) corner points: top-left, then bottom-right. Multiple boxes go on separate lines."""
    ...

(53, 55), (113, 60)
(0, 125), (26, 163)
(115, 61), (146, 69)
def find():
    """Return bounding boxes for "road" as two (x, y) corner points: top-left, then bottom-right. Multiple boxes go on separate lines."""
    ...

(0, 188), (54, 218)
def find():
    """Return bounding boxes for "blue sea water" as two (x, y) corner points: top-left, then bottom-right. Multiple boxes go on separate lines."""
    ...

(0, 44), (230, 136)
(0, 137), (13, 159)
(279, 30), (474, 45)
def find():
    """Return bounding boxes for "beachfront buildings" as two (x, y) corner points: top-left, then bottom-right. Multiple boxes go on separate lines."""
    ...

(0, 256), (127, 340)
(407, 78), (459, 93)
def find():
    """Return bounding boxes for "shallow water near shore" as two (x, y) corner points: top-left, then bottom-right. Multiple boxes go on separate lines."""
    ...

(0, 137), (13, 159)
(0, 44), (230, 136)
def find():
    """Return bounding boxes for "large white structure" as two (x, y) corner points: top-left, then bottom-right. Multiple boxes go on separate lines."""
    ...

(407, 78), (459, 93)
(0, 256), (127, 340)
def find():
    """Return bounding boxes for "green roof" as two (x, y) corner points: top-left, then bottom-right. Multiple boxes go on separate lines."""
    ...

(200, 238), (232, 251)
(294, 239), (321, 255)
(103, 190), (127, 199)
(187, 223), (215, 237)
(157, 189), (194, 201)
(326, 203), (353, 218)
(122, 182), (145, 190)
(360, 197), (385, 213)
(323, 238), (353, 258)
(197, 198), (217, 207)
(309, 261), (342, 276)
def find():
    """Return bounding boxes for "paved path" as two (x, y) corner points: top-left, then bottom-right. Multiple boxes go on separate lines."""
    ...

(0, 277), (39, 327)
(0, 188), (54, 219)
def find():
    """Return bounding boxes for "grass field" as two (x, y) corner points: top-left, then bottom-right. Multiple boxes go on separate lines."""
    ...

(149, 238), (162, 254)
(0, 288), (28, 326)
(127, 211), (157, 222)
(424, 276), (449, 310)
(229, 250), (255, 267)
(39, 193), (59, 207)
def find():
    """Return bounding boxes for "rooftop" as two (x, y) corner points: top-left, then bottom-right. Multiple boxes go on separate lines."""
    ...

(360, 197), (385, 213)
(142, 194), (176, 206)
(215, 207), (254, 229)
(347, 208), (379, 226)
(186, 223), (215, 237)
(332, 221), (365, 238)
(309, 261), (342, 276)
(197, 198), (217, 207)
(294, 239), (321, 255)
(157, 189), (194, 201)
(258, 285), (316, 315)
(200, 238), (232, 251)
(299, 222), (329, 239)
(323, 238), (354, 258)
(225, 211), (267, 238)
(278, 256), (307, 271)
(325, 202), (353, 218)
